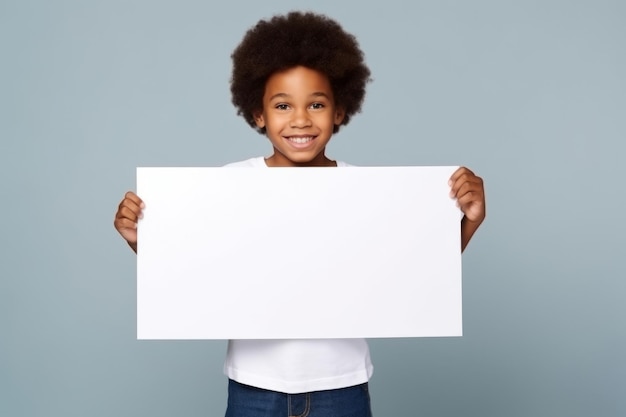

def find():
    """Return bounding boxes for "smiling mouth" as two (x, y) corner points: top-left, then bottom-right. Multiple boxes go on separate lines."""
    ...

(285, 136), (315, 144)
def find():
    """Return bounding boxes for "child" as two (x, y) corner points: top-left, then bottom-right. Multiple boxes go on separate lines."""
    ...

(114, 11), (485, 417)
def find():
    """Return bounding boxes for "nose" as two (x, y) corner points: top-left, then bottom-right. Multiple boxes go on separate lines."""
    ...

(289, 107), (312, 128)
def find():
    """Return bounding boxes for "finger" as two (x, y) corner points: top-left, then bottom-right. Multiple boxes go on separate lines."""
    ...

(114, 217), (138, 231)
(456, 190), (484, 208)
(450, 174), (483, 198)
(448, 167), (474, 185)
(452, 180), (481, 199)
(124, 191), (145, 209)
(117, 196), (144, 216)
(116, 205), (142, 222)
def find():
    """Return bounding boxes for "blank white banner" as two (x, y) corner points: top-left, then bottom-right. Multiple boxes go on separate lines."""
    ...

(136, 166), (462, 340)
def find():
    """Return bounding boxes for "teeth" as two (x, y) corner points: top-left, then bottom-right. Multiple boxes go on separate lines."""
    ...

(288, 136), (313, 144)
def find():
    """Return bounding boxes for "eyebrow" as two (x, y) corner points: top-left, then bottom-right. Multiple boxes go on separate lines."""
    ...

(268, 92), (331, 101)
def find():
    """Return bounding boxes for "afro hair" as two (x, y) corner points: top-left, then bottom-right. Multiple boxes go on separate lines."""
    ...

(230, 11), (371, 134)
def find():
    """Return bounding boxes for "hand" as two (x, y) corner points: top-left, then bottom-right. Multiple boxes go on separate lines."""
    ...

(114, 191), (144, 253)
(449, 167), (485, 224)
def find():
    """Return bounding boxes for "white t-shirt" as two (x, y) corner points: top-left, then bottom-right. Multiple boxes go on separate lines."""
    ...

(221, 157), (374, 394)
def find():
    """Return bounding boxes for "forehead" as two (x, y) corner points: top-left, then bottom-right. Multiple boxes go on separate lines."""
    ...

(264, 66), (333, 98)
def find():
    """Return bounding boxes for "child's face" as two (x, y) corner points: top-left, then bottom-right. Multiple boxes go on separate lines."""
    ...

(254, 66), (345, 167)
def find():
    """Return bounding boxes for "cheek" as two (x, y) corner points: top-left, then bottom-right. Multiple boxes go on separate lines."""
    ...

(265, 112), (287, 126)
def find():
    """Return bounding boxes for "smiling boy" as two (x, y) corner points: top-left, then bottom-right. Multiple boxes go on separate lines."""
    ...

(114, 11), (485, 417)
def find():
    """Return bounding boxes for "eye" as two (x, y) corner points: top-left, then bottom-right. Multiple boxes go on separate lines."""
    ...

(310, 102), (325, 110)
(275, 103), (290, 110)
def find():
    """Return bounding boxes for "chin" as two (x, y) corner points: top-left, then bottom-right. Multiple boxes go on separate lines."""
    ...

(291, 155), (325, 166)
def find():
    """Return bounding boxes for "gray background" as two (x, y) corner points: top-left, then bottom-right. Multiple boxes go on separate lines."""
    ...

(1, 0), (624, 416)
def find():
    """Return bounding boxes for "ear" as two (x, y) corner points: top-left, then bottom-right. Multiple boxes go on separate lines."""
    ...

(334, 106), (345, 126)
(253, 111), (265, 128)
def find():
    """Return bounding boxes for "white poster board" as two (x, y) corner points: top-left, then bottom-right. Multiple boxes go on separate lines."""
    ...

(136, 166), (462, 339)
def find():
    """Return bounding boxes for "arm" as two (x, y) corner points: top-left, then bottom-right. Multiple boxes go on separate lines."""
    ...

(449, 167), (486, 253)
(114, 191), (144, 253)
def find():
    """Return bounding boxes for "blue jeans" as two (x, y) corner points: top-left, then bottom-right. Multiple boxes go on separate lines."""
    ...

(225, 379), (373, 417)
